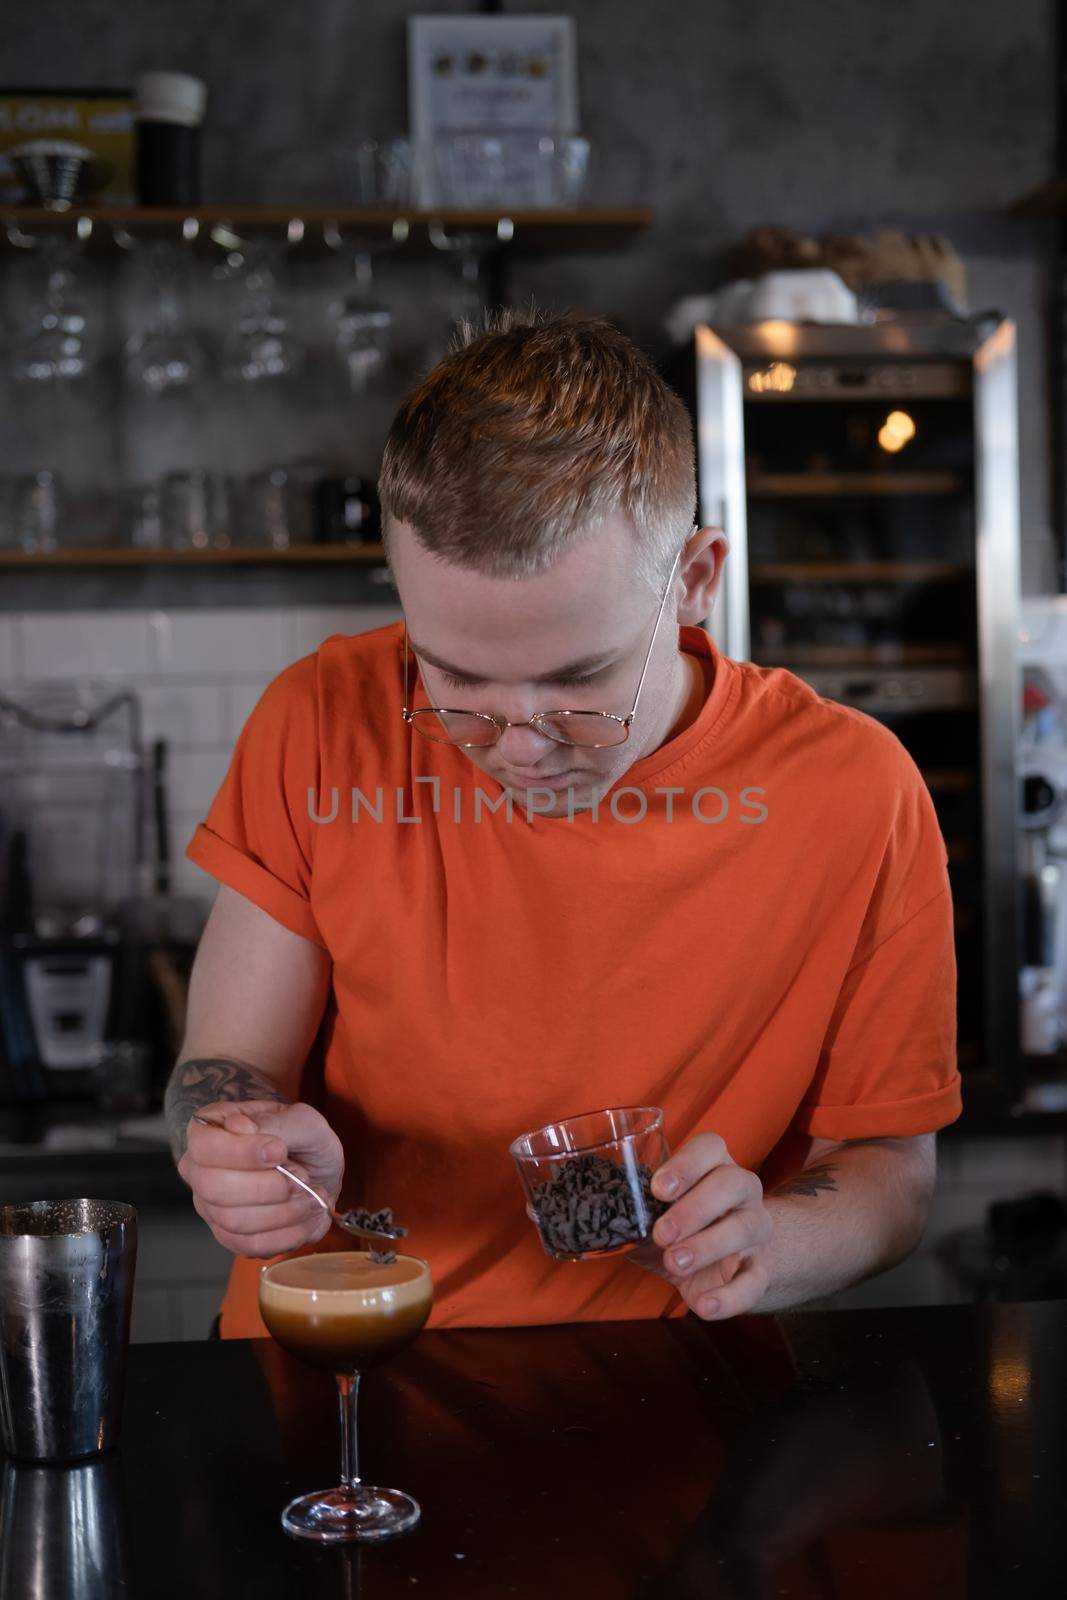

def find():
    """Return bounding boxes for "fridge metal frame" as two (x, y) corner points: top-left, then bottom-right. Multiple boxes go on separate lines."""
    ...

(692, 318), (1023, 1105)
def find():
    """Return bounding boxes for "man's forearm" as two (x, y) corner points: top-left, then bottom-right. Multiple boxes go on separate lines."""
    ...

(755, 1137), (936, 1314)
(163, 1056), (291, 1159)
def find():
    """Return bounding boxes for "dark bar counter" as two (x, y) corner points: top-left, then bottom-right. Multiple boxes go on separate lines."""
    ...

(2, 1299), (1065, 1599)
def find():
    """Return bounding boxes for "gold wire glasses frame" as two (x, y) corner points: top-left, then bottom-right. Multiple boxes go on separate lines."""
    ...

(401, 540), (686, 749)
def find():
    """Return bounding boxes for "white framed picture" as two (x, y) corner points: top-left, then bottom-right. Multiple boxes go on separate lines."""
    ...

(407, 14), (579, 142)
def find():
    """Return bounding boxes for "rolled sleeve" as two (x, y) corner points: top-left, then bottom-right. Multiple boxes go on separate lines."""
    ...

(183, 655), (326, 949)
(796, 887), (962, 1140)
(185, 822), (326, 948)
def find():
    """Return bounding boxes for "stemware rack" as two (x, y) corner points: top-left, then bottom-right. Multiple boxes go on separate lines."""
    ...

(1, 204), (651, 572)
(1, 206), (651, 259)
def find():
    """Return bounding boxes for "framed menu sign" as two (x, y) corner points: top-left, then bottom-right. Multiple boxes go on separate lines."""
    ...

(407, 14), (578, 141)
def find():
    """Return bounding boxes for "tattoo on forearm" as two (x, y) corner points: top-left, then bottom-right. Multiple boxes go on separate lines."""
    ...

(771, 1162), (840, 1199)
(164, 1057), (289, 1157)
(771, 1138), (902, 1201)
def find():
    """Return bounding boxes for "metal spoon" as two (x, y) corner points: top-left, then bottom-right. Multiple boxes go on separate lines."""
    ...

(190, 1111), (405, 1245)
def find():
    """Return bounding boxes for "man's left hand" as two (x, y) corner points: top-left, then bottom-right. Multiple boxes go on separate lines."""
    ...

(631, 1132), (774, 1321)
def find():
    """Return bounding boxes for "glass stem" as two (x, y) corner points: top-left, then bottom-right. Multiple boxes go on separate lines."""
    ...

(336, 1371), (362, 1493)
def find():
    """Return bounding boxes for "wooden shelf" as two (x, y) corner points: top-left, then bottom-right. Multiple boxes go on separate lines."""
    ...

(747, 471), (965, 498)
(750, 560), (971, 584)
(0, 206), (652, 258)
(757, 643), (970, 666)
(0, 543), (386, 568)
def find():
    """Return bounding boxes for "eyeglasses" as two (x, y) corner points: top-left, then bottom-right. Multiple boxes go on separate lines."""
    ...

(402, 542), (684, 749)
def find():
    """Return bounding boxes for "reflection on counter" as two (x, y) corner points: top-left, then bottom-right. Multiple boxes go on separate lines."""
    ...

(0, 1452), (130, 1600)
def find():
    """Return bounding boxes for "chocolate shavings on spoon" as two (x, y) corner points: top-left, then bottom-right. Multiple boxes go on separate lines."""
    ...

(341, 1205), (409, 1265)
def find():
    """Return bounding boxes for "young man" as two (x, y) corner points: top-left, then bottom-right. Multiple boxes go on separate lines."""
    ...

(168, 311), (959, 1338)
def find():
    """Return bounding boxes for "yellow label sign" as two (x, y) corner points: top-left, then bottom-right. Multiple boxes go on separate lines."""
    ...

(0, 91), (136, 207)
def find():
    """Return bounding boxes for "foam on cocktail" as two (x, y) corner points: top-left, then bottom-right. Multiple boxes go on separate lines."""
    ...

(263, 1251), (426, 1300)
(260, 1251), (432, 1372)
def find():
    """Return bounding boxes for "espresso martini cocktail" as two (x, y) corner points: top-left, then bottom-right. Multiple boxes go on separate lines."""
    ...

(259, 1250), (434, 1544)
(260, 1251), (432, 1372)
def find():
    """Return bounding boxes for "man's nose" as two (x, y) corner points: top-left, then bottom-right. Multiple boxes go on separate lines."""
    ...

(496, 719), (557, 768)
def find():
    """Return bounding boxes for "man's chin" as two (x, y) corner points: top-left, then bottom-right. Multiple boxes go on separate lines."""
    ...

(504, 777), (605, 817)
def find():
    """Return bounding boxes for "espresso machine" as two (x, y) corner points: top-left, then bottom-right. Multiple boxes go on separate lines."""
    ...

(0, 685), (146, 1101)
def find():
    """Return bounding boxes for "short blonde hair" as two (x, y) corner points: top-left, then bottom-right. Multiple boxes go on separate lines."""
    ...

(378, 307), (695, 590)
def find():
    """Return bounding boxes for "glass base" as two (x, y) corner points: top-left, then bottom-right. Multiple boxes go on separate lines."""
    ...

(280, 1485), (421, 1544)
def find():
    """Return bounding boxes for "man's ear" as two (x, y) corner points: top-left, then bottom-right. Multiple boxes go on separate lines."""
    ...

(677, 525), (728, 626)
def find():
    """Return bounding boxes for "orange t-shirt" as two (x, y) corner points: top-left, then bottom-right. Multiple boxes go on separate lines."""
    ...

(185, 621), (960, 1337)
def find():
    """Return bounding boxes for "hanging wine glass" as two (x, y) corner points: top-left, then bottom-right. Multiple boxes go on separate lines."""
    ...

(12, 234), (97, 384)
(427, 222), (491, 357)
(446, 234), (485, 328)
(124, 239), (209, 396)
(324, 141), (413, 396)
(221, 239), (304, 382)
(327, 247), (394, 394)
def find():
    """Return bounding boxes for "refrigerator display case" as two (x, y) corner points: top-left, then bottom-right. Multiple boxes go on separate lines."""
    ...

(671, 319), (1023, 1109)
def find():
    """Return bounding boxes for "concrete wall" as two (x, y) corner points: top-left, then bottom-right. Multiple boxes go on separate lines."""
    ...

(3, 0), (1061, 592)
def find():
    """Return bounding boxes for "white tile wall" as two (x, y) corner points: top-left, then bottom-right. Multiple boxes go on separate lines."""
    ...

(0, 604), (402, 909)
(290, 605), (399, 657)
(19, 610), (154, 679)
(136, 1210), (234, 1278)
(131, 1205), (233, 1344)
(164, 749), (235, 818)
(174, 1283), (232, 1341)
(151, 608), (294, 677)
(226, 678), (275, 740)
(130, 1285), (182, 1344)
(172, 829), (219, 900)
(138, 683), (229, 748)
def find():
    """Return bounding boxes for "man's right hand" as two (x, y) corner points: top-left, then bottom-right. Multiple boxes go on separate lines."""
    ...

(177, 1099), (345, 1258)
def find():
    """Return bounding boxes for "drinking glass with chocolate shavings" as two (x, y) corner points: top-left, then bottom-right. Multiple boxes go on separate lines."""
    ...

(509, 1107), (671, 1262)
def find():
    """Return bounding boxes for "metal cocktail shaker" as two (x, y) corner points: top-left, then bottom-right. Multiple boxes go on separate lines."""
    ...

(0, 1200), (137, 1462)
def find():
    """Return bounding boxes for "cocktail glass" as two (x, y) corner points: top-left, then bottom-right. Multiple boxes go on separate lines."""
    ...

(258, 1250), (433, 1543)
(510, 1105), (670, 1261)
